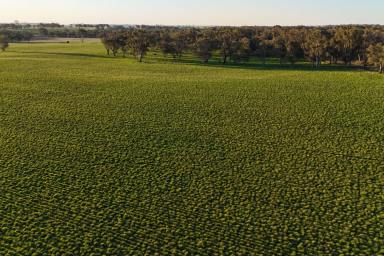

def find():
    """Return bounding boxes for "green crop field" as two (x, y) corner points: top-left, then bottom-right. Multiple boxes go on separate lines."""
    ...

(0, 42), (383, 255)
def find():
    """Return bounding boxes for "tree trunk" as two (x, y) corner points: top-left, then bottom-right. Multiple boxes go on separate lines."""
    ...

(262, 51), (266, 65)
(107, 49), (110, 56)
(379, 64), (383, 74)
(223, 54), (227, 64)
(139, 53), (143, 62)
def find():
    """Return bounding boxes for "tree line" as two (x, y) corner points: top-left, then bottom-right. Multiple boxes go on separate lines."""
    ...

(1, 24), (383, 73)
(101, 26), (384, 73)
(0, 23), (112, 42)
(0, 28), (101, 41)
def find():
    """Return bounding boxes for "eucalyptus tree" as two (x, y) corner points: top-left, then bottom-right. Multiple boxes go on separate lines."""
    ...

(359, 28), (384, 67)
(159, 30), (178, 58)
(101, 31), (123, 56)
(302, 29), (327, 68)
(272, 26), (287, 64)
(283, 29), (304, 65)
(120, 30), (131, 57)
(194, 30), (218, 63)
(252, 29), (273, 65)
(173, 29), (196, 58)
(128, 29), (152, 62)
(327, 29), (342, 64)
(77, 28), (88, 43)
(367, 43), (384, 73)
(158, 30), (190, 59)
(215, 28), (236, 64)
(333, 26), (364, 66)
(0, 34), (9, 51)
(230, 37), (251, 63)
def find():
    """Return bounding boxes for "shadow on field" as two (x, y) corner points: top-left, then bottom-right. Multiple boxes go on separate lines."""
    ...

(196, 62), (366, 72)
(140, 53), (367, 72)
(16, 50), (367, 72)
(18, 51), (112, 59)
(148, 57), (366, 72)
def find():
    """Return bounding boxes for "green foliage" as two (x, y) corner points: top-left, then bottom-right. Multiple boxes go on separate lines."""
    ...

(367, 43), (384, 73)
(0, 42), (383, 255)
(101, 25), (384, 71)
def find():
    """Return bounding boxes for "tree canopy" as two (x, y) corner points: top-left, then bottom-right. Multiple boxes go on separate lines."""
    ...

(99, 25), (384, 73)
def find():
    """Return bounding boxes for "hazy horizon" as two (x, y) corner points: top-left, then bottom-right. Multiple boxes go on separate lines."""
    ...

(2, 0), (384, 26)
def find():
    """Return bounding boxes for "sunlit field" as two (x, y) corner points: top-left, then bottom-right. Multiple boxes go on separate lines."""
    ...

(0, 42), (383, 255)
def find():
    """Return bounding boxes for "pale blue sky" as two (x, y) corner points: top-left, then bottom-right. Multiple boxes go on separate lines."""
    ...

(2, 0), (384, 26)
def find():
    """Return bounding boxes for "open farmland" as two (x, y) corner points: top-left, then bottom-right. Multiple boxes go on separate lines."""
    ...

(0, 42), (383, 255)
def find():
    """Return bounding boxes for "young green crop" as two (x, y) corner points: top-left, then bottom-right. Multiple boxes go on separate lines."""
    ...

(0, 42), (383, 255)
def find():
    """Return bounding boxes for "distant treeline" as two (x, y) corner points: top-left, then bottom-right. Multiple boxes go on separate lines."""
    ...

(101, 25), (384, 73)
(0, 23), (178, 42)
(0, 23), (112, 41)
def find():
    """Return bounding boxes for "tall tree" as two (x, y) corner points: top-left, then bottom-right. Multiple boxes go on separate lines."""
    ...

(158, 30), (176, 58)
(101, 31), (122, 56)
(230, 37), (251, 63)
(0, 34), (9, 51)
(367, 43), (384, 73)
(272, 27), (287, 64)
(284, 29), (304, 65)
(327, 29), (342, 65)
(359, 28), (384, 67)
(172, 30), (191, 58)
(333, 26), (364, 66)
(78, 28), (88, 43)
(252, 30), (273, 65)
(194, 31), (217, 63)
(302, 29), (327, 68)
(128, 29), (152, 62)
(120, 31), (131, 57)
(216, 28), (236, 64)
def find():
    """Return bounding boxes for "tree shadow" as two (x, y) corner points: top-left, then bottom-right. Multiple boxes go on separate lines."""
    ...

(146, 56), (367, 72)
(18, 51), (113, 59)
(14, 49), (370, 72)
